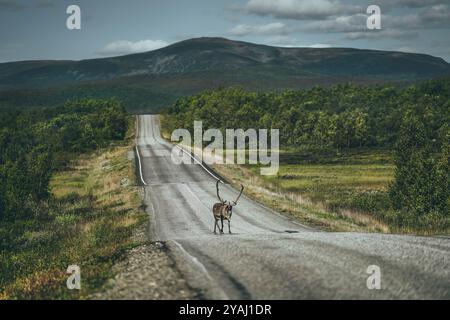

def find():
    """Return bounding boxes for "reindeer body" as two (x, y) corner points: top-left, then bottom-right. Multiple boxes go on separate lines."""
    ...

(213, 181), (244, 234)
(213, 202), (233, 234)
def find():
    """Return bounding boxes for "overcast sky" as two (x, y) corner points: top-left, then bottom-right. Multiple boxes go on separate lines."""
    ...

(1, 0), (449, 63)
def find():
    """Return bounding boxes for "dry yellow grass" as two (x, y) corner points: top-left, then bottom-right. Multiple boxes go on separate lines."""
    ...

(54, 143), (141, 212)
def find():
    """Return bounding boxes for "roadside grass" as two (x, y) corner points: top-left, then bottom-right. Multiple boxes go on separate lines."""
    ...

(0, 119), (146, 299)
(263, 149), (394, 216)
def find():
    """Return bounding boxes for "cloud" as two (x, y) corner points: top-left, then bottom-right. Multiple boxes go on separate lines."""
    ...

(35, 0), (55, 8)
(0, 0), (26, 11)
(229, 22), (291, 36)
(238, 0), (450, 32)
(97, 39), (169, 56)
(379, 5), (450, 29)
(303, 14), (367, 32)
(302, 14), (420, 41)
(245, 0), (361, 20)
(0, 0), (56, 10)
(299, 3), (450, 38)
(419, 4), (450, 27)
(0, 0), (55, 10)
(376, 0), (445, 9)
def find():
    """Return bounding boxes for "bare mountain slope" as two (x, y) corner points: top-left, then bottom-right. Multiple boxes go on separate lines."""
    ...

(1, 37), (449, 112)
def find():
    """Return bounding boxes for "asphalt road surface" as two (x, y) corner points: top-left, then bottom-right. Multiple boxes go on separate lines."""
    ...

(136, 114), (450, 299)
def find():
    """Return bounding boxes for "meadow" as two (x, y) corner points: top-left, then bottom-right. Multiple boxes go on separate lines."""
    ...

(263, 149), (394, 214)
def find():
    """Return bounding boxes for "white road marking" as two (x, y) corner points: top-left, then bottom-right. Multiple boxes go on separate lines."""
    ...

(135, 145), (148, 186)
(135, 116), (148, 186)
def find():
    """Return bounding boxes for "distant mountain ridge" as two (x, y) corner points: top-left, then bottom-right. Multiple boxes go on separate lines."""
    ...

(1, 37), (449, 112)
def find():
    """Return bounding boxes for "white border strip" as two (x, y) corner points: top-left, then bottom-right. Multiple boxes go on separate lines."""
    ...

(135, 145), (148, 186)
(174, 144), (223, 183)
(135, 116), (148, 187)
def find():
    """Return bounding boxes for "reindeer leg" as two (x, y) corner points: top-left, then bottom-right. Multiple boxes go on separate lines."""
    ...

(214, 219), (217, 234)
(220, 217), (224, 233)
(228, 220), (231, 234)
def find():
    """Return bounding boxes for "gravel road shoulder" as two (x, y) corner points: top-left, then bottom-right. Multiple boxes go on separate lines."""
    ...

(91, 222), (201, 300)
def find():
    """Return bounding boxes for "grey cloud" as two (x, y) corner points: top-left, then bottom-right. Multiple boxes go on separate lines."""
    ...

(0, 0), (26, 11)
(375, 0), (446, 9)
(0, 0), (56, 10)
(35, 0), (55, 8)
(419, 4), (450, 26)
(383, 5), (450, 29)
(300, 4), (450, 36)
(229, 22), (293, 36)
(244, 0), (362, 20)
(302, 13), (420, 41)
(303, 14), (367, 32)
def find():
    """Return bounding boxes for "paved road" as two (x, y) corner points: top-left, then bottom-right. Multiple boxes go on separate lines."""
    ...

(137, 115), (450, 299)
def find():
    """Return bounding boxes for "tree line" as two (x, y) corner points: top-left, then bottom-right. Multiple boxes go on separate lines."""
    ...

(0, 99), (128, 221)
(163, 79), (449, 150)
(390, 112), (449, 226)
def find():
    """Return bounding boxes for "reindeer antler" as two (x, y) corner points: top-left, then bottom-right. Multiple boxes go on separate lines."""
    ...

(232, 184), (244, 206)
(216, 180), (225, 203)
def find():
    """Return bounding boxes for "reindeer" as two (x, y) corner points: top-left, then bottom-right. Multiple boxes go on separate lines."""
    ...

(213, 180), (244, 234)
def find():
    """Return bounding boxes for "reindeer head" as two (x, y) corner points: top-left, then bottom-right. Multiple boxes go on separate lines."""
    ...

(223, 202), (233, 216)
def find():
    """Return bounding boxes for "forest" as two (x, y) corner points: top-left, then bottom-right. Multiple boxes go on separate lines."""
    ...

(0, 99), (128, 221)
(163, 79), (450, 150)
(163, 78), (450, 229)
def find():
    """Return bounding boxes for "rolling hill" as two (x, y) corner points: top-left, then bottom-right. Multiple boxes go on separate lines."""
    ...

(1, 37), (449, 113)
